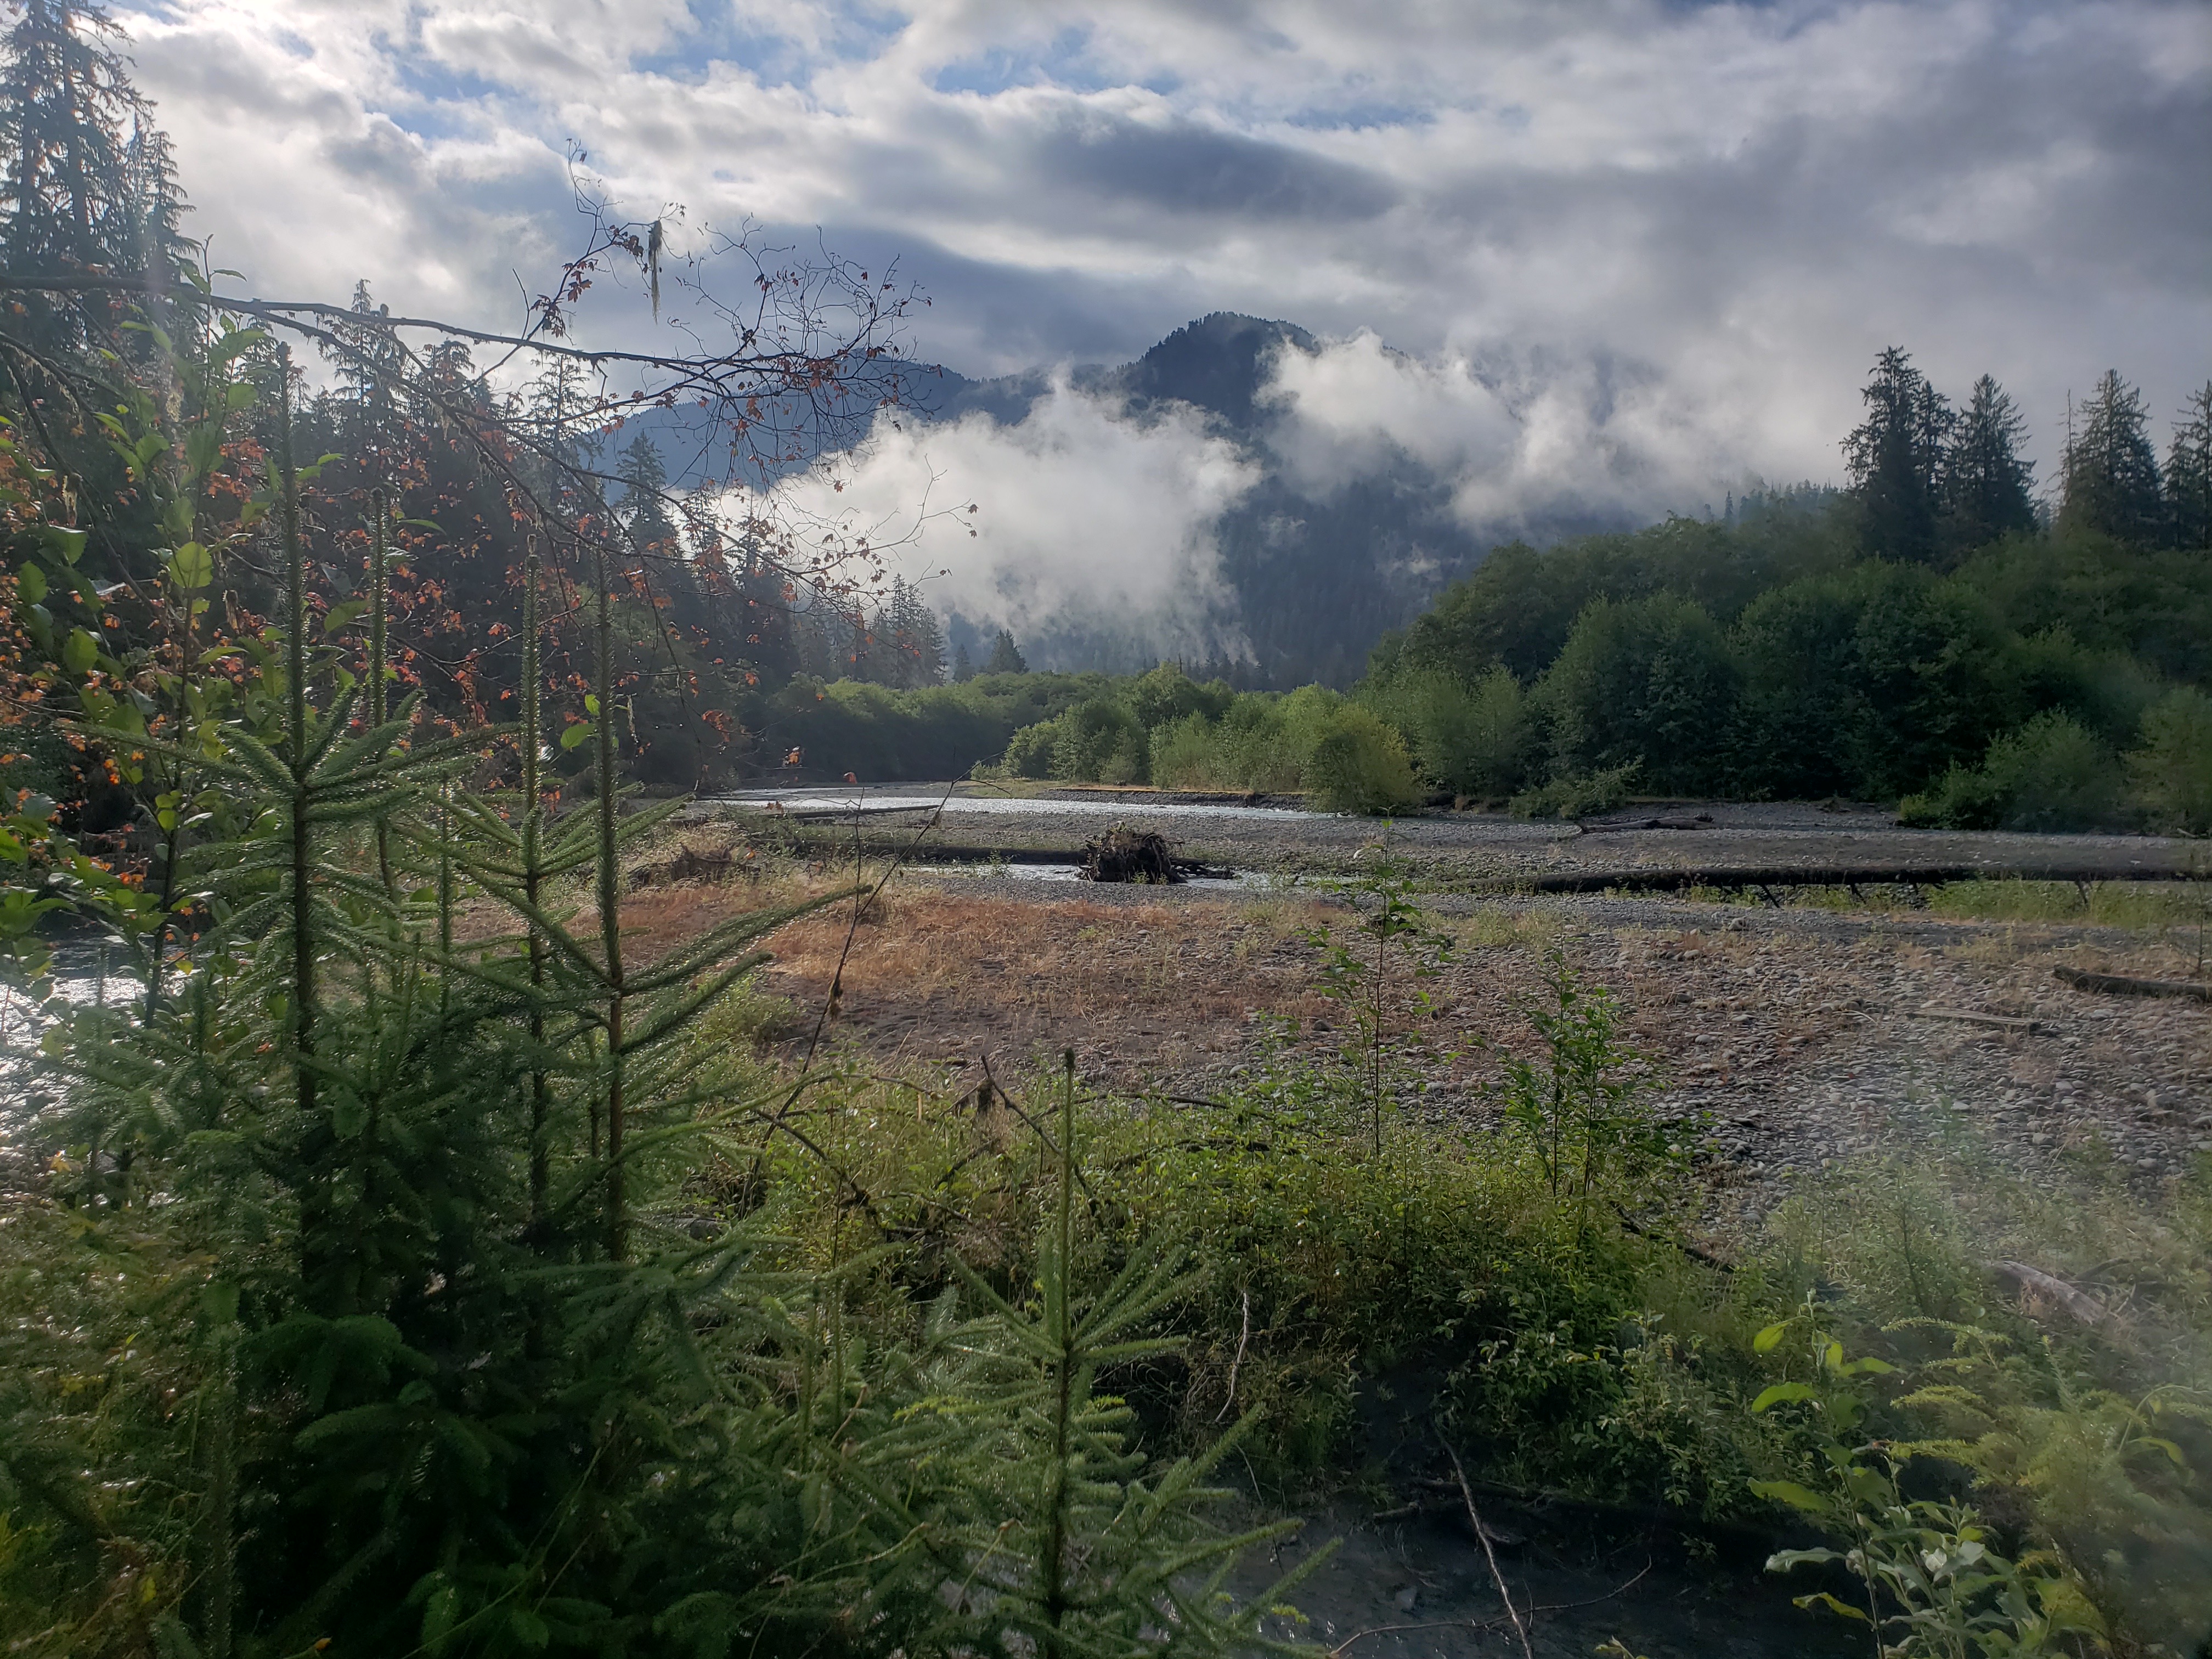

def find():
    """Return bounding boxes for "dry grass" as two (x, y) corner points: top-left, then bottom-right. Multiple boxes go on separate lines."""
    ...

(755, 888), (1341, 1080)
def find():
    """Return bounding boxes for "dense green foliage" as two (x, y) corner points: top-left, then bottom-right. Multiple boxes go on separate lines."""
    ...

(981, 667), (1423, 815)
(1370, 522), (2212, 824)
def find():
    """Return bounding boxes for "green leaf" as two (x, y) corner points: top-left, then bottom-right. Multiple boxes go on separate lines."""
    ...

(170, 541), (214, 589)
(1791, 1592), (1871, 1622)
(1748, 1478), (1830, 1514)
(63, 628), (99, 675)
(1767, 1547), (1846, 1572)
(16, 563), (46, 604)
(584, 693), (600, 715)
(560, 721), (594, 751)
(323, 599), (367, 634)
(1753, 1321), (1790, 1353)
(1751, 1381), (1817, 1412)
(40, 524), (87, 565)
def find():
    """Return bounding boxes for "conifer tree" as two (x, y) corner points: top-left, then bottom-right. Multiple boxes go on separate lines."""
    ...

(986, 627), (1028, 674)
(2166, 381), (2212, 552)
(883, 574), (945, 687)
(0, 0), (188, 343)
(616, 432), (678, 553)
(1843, 347), (1951, 563)
(2061, 370), (2164, 543)
(1940, 374), (2037, 556)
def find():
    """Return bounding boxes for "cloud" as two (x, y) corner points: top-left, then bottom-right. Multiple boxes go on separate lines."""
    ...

(759, 378), (1262, 662)
(1258, 332), (1750, 531)
(110, 0), (2212, 494)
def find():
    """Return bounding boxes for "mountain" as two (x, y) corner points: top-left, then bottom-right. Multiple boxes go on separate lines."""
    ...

(915, 312), (1641, 684)
(625, 312), (1650, 684)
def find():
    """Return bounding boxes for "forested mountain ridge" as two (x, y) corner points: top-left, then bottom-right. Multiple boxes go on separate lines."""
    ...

(912, 311), (1643, 683)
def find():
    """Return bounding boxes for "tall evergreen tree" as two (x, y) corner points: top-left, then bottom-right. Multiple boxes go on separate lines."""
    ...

(0, 0), (188, 343)
(985, 628), (1028, 675)
(2061, 370), (2164, 543)
(616, 432), (678, 552)
(321, 280), (405, 460)
(883, 575), (945, 687)
(1940, 374), (2038, 556)
(1843, 347), (1952, 563)
(2166, 382), (2212, 553)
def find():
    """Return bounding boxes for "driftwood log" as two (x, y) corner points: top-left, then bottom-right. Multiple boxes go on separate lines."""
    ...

(1909, 1005), (2044, 1034)
(2053, 965), (2212, 1002)
(1573, 814), (1714, 835)
(1496, 863), (2206, 896)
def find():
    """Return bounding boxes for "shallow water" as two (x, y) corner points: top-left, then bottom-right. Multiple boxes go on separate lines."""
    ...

(1, 958), (134, 1128)
(905, 861), (1275, 890)
(712, 784), (1319, 823)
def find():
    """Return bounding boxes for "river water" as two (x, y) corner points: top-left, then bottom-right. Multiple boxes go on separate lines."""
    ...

(709, 783), (1317, 822)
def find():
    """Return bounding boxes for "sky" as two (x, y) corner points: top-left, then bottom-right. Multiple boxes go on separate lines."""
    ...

(114, 0), (2212, 640)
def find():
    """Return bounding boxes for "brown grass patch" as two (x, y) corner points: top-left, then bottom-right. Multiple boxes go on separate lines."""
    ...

(757, 890), (1339, 1080)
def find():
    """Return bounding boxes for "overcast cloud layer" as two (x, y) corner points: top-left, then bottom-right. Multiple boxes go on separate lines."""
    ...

(117, 0), (2212, 616)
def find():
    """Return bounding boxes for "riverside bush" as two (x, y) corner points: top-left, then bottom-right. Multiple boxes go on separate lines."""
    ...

(1899, 710), (2124, 831)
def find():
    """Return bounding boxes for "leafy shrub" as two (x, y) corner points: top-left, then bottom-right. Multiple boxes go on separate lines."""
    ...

(1363, 665), (1531, 799)
(1002, 716), (1059, 778)
(1509, 761), (1640, 820)
(2125, 685), (2212, 834)
(1537, 595), (1737, 795)
(1127, 661), (1234, 731)
(1728, 562), (2016, 800)
(1899, 711), (2123, 831)
(1051, 695), (1148, 782)
(1304, 707), (1423, 814)
(1148, 710), (1224, 788)
(761, 671), (1110, 783)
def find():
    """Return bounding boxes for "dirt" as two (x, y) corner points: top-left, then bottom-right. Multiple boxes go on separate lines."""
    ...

(740, 874), (2212, 1224)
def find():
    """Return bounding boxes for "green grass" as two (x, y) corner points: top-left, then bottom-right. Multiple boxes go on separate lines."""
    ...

(1925, 876), (2212, 930)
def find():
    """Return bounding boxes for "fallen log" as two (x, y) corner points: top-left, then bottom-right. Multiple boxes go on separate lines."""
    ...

(1987, 1259), (2117, 1328)
(2053, 965), (2212, 1002)
(1493, 863), (2204, 896)
(1909, 1005), (2044, 1034)
(1573, 814), (1713, 835)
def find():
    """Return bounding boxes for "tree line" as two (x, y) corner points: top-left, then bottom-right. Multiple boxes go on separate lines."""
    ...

(972, 355), (2212, 828)
(1355, 353), (2212, 827)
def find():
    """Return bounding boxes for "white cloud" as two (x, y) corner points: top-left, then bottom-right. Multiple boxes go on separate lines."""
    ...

(758, 378), (1261, 659)
(109, 0), (2212, 498)
(1259, 332), (1519, 495)
(1256, 332), (1749, 531)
